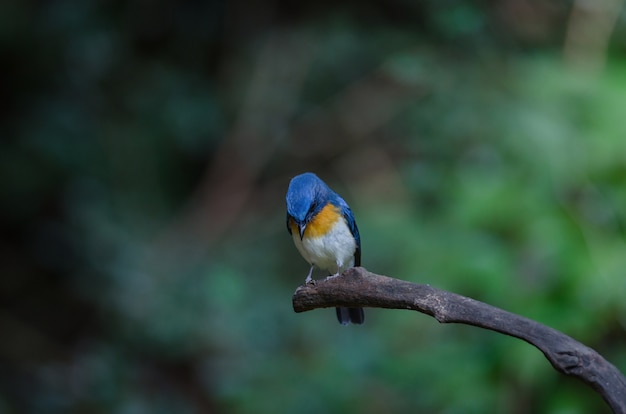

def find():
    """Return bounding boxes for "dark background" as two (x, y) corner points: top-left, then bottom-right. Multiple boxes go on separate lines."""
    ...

(2, 0), (626, 412)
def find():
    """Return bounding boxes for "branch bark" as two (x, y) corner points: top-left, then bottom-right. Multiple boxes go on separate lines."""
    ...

(292, 267), (626, 413)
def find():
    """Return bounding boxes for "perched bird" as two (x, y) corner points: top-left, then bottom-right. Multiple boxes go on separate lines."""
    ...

(286, 172), (364, 325)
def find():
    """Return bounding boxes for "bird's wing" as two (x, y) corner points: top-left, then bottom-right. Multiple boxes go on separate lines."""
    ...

(339, 203), (361, 267)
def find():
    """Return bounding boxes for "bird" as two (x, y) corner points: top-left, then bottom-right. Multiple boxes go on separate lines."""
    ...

(285, 172), (364, 325)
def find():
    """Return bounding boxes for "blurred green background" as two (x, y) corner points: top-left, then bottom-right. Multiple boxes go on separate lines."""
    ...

(2, 0), (626, 413)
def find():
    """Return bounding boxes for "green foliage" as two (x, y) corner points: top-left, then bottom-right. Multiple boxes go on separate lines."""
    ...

(1, 0), (625, 413)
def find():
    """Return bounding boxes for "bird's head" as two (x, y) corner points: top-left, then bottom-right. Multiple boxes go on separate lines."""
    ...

(286, 173), (328, 239)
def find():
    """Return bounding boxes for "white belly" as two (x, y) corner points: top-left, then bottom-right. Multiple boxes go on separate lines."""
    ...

(292, 218), (356, 274)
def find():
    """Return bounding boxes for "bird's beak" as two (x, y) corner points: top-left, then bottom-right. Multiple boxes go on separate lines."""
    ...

(298, 223), (306, 240)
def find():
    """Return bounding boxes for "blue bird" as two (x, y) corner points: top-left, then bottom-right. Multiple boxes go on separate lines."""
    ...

(286, 172), (364, 325)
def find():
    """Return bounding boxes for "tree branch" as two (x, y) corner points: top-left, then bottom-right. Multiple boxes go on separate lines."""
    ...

(292, 267), (626, 413)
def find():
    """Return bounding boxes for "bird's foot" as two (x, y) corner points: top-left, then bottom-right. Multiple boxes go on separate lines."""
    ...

(305, 265), (315, 284)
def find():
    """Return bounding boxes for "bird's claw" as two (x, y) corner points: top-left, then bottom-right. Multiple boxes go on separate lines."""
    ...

(325, 272), (340, 280)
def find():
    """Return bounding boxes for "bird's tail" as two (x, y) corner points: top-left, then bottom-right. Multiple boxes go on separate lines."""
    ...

(336, 307), (365, 325)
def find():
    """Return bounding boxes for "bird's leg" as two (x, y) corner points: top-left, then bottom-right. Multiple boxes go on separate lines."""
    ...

(305, 264), (315, 284)
(326, 261), (344, 279)
(326, 267), (342, 280)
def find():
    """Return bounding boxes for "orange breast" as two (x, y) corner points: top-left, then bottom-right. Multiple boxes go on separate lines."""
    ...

(305, 203), (341, 238)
